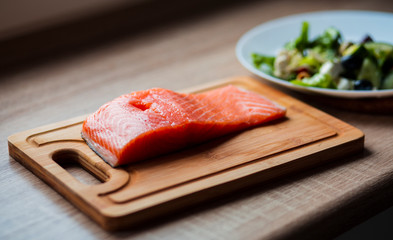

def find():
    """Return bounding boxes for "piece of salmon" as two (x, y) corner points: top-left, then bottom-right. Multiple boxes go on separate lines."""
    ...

(81, 85), (286, 167)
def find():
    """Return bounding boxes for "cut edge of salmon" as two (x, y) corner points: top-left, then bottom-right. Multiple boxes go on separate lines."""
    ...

(81, 85), (286, 167)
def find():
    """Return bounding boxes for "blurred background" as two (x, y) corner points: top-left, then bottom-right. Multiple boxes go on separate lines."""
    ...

(0, 0), (132, 40)
(0, 0), (240, 71)
(1, 0), (392, 239)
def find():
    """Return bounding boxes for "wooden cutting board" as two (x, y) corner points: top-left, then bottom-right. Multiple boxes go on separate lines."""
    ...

(8, 76), (364, 231)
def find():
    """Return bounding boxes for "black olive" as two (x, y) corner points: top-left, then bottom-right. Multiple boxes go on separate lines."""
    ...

(360, 34), (374, 44)
(341, 54), (363, 71)
(340, 71), (357, 80)
(340, 45), (368, 72)
(354, 79), (373, 90)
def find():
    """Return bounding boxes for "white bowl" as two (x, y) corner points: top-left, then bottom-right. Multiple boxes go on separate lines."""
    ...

(236, 10), (393, 98)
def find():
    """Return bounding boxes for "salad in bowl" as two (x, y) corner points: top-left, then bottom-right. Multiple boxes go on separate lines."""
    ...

(251, 21), (393, 91)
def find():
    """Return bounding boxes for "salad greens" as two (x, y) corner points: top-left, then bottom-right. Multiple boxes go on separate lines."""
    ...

(252, 22), (393, 90)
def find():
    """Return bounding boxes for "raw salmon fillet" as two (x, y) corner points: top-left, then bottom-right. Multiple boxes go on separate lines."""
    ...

(81, 85), (286, 166)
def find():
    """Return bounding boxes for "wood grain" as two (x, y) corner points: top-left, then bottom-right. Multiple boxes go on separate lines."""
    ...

(2, 0), (393, 239)
(8, 77), (364, 230)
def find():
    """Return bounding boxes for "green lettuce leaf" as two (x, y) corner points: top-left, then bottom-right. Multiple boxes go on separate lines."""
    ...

(290, 73), (336, 89)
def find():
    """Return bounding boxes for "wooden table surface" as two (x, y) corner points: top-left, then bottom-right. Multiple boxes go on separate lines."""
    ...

(1, 0), (393, 239)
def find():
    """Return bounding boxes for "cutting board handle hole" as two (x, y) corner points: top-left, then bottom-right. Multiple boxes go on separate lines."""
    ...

(52, 150), (105, 185)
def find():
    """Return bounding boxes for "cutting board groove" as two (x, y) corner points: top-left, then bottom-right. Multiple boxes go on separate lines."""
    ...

(8, 76), (364, 230)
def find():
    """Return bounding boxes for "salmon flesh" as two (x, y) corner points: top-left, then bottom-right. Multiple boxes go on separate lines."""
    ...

(81, 85), (286, 167)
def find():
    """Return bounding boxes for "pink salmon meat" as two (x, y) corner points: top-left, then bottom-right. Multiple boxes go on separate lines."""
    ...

(81, 85), (286, 166)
